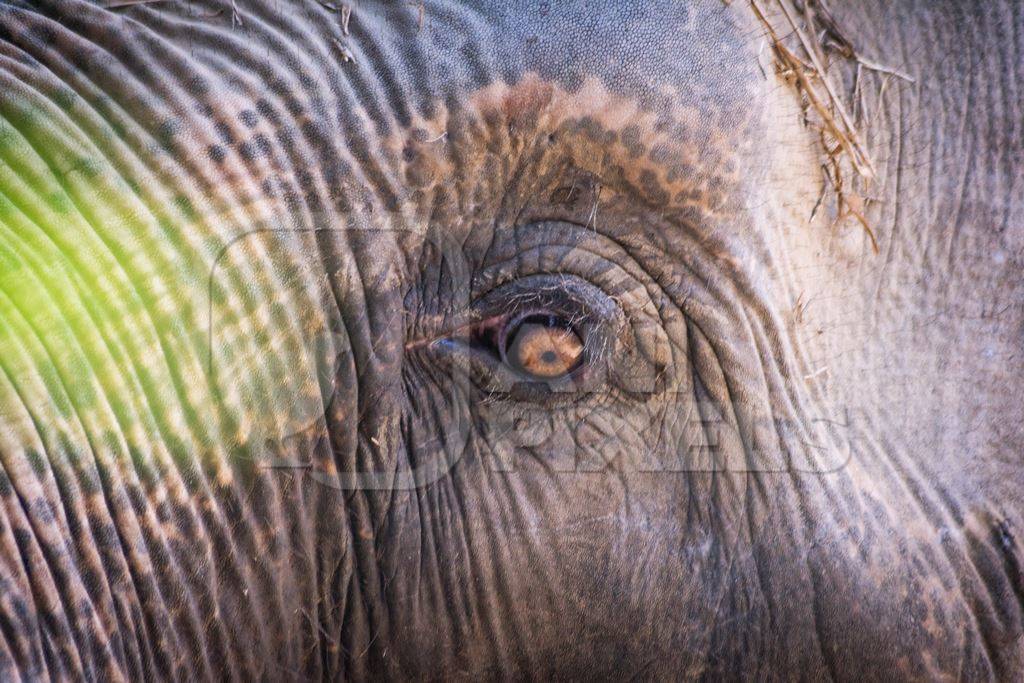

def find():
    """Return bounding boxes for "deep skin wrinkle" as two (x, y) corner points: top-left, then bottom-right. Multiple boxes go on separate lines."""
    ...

(0, 0), (1021, 679)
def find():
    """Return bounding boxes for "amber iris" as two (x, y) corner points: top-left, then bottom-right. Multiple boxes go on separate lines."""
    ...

(505, 316), (584, 379)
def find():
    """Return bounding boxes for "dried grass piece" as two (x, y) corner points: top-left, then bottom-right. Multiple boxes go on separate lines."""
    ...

(316, 1), (354, 36)
(775, 0), (874, 177)
(748, 0), (909, 253)
(341, 4), (352, 35)
(332, 38), (356, 63)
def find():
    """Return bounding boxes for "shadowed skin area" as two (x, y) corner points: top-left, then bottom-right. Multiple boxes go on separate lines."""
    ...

(0, 0), (1021, 679)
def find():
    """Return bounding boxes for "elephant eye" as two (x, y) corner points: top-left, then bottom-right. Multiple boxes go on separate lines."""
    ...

(440, 274), (615, 399)
(500, 313), (584, 380)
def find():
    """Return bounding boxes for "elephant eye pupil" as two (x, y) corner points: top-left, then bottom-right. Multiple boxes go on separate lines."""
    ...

(502, 314), (584, 379)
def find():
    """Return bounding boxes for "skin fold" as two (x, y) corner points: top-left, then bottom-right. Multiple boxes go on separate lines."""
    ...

(0, 0), (1020, 679)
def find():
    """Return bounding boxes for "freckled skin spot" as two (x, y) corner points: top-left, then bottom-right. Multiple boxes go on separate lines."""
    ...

(207, 144), (227, 163)
(238, 109), (258, 128)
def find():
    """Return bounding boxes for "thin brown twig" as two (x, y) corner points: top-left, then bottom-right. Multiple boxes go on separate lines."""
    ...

(809, 169), (827, 221)
(776, 42), (866, 179)
(820, 129), (880, 252)
(750, 0), (887, 252)
(801, 0), (855, 59)
(841, 201), (879, 252)
(852, 62), (863, 125)
(855, 56), (914, 83)
(775, 0), (874, 178)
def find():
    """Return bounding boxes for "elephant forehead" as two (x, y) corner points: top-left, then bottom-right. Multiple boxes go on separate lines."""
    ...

(413, 0), (763, 111)
(338, 0), (772, 215)
(145, 0), (773, 217)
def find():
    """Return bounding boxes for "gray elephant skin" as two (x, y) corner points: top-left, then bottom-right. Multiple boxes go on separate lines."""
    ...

(0, 0), (1021, 680)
